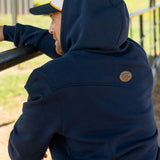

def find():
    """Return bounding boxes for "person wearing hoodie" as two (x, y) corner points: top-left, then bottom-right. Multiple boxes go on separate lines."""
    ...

(0, 0), (160, 159)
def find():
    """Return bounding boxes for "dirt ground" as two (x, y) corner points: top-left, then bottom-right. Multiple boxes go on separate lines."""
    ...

(0, 77), (160, 160)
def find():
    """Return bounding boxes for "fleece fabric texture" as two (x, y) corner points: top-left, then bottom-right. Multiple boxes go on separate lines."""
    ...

(3, 23), (59, 59)
(5, 0), (160, 159)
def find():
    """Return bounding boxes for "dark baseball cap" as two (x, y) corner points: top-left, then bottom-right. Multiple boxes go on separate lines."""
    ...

(30, 0), (63, 15)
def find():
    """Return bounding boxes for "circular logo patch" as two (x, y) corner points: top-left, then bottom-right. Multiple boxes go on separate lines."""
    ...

(120, 71), (132, 82)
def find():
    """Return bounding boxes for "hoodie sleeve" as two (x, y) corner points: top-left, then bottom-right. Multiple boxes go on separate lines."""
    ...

(3, 23), (60, 59)
(8, 69), (62, 160)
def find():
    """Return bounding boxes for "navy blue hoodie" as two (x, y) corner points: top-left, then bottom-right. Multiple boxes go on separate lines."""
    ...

(6, 0), (160, 159)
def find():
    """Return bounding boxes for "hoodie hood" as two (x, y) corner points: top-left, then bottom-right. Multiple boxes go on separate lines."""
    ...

(61, 0), (129, 54)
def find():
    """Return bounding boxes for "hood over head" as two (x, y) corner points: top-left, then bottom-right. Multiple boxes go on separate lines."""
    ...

(61, 0), (129, 54)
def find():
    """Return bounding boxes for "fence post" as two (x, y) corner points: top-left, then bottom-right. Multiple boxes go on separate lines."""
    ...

(24, 0), (29, 14)
(6, 0), (11, 14)
(153, 9), (157, 57)
(0, 0), (5, 14)
(11, 0), (17, 25)
(159, 7), (160, 56)
(130, 19), (133, 39)
(0, 0), (33, 15)
(29, 0), (33, 8)
(140, 15), (144, 48)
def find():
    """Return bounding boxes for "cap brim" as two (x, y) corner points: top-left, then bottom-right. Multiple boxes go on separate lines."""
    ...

(30, 3), (59, 15)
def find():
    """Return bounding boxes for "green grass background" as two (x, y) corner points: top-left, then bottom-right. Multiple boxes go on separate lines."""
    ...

(0, 0), (160, 109)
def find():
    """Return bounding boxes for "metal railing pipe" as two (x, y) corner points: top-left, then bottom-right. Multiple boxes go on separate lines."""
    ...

(153, 9), (157, 57)
(129, 4), (160, 19)
(1, 4), (160, 72)
(0, 46), (42, 71)
(140, 15), (144, 48)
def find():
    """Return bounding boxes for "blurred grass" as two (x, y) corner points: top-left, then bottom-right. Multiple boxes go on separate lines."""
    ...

(0, 0), (160, 109)
(0, 13), (52, 109)
(0, 73), (28, 109)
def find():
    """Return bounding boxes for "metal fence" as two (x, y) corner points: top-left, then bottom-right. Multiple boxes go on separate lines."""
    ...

(129, 4), (160, 83)
(0, 0), (33, 15)
(1, 4), (160, 84)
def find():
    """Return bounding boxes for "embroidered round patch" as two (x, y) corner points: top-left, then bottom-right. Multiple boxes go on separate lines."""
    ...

(120, 71), (132, 82)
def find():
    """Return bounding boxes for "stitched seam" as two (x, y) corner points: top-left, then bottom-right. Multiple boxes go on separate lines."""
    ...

(34, 70), (64, 134)
(36, 70), (135, 92)
(36, 70), (74, 159)
(36, 73), (135, 93)
(54, 82), (133, 89)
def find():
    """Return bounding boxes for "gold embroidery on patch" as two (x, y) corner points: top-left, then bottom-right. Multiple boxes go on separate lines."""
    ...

(120, 71), (132, 82)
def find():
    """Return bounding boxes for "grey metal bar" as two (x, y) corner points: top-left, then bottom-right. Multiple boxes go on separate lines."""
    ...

(4, 0), (7, 14)
(129, 4), (160, 19)
(153, 9), (157, 57)
(0, 0), (5, 14)
(22, 0), (25, 14)
(139, 20), (160, 44)
(0, 46), (42, 71)
(11, 0), (17, 25)
(17, 0), (23, 15)
(159, 8), (160, 55)
(0, 0), (33, 15)
(24, 0), (29, 14)
(1, 3), (160, 73)
(140, 15), (144, 48)
(129, 19), (133, 39)
(29, 0), (33, 8)
(6, 0), (11, 14)
(148, 35), (160, 55)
